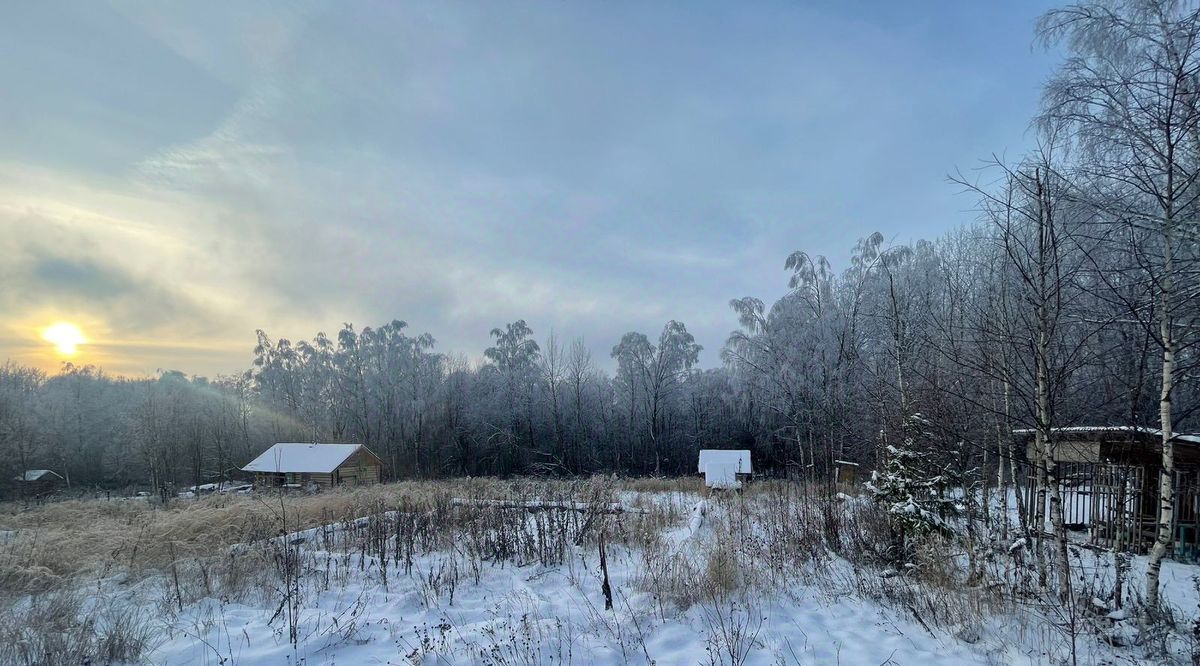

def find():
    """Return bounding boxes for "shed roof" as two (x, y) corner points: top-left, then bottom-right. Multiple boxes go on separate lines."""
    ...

(697, 449), (752, 475)
(241, 443), (380, 474)
(1012, 426), (1200, 446)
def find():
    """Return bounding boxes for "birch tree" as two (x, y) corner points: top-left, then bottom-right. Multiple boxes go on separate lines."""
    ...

(1039, 0), (1200, 608)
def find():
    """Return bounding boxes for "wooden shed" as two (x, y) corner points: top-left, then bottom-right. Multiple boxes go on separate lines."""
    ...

(1015, 426), (1200, 467)
(833, 460), (861, 485)
(242, 443), (383, 490)
(13, 469), (65, 497)
(1013, 426), (1200, 558)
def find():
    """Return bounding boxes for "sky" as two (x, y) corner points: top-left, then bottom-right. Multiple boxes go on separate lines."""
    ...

(0, 1), (1060, 377)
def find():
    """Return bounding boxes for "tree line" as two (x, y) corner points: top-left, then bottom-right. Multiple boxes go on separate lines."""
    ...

(2, 3), (1200, 599)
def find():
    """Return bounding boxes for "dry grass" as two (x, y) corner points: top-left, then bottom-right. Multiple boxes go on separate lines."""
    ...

(0, 589), (158, 666)
(616, 476), (703, 494)
(0, 483), (412, 596)
(0, 476), (657, 599)
(0, 476), (670, 664)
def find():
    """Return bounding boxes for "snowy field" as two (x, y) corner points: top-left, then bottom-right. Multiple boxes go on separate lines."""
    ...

(2, 479), (1198, 665)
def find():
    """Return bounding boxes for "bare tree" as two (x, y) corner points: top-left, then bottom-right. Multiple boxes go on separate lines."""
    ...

(566, 338), (594, 472)
(540, 332), (567, 471)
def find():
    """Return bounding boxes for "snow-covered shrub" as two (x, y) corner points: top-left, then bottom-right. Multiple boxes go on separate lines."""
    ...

(865, 448), (959, 533)
(864, 419), (962, 564)
(700, 598), (763, 666)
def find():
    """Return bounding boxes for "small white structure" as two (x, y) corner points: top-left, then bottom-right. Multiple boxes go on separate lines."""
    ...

(704, 462), (741, 489)
(698, 449), (752, 489)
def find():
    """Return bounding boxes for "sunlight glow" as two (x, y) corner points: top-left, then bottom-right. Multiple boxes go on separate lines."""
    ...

(42, 322), (87, 356)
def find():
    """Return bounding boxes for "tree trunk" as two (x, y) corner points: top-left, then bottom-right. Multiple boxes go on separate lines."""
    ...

(1145, 238), (1176, 609)
(997, 422), (1008, 541)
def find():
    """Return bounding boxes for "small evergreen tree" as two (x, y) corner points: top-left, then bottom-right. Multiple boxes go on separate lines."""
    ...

(865, 415), (960, 565)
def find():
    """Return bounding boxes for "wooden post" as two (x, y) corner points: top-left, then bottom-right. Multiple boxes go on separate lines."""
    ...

(598, 529), (613, 611)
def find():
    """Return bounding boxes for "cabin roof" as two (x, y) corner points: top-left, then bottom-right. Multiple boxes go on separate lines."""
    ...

(697, 449), (752, 474)
(14, 469), (63, 482)
(241, 443), (380, 474)
(1012, 426), (1200, 446)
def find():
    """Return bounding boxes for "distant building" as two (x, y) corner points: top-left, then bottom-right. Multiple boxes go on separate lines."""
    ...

(242, 443), (383, 489)
(833, 460), (861, 485)
(13, 469), (65, 496)
(1014, 426), (1200, 466)
(698, 449), (752, 489)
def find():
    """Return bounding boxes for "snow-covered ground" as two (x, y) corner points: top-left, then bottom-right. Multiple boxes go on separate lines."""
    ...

(154, 497), (1198, 664)
(154, 554), (1017, 665)
(151, 534), (976, 662)
(5, 484), (1199, 665)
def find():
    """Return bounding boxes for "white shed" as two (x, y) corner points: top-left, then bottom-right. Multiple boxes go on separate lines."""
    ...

(698, 449), (752, 488)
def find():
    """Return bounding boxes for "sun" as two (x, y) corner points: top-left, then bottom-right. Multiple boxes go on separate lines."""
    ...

(42, 322), (87, 356)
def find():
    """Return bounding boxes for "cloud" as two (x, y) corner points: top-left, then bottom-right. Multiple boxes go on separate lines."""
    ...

(22, 251), (213, 331)
(0, 167), (262, 374)
(0, 1), (1056, 375)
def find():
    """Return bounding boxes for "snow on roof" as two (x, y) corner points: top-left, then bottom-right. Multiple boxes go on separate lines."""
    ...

(242, 443), (374, 474)
(697, 449), (752, 475)
(1011, 426), (1200, 445)
(14, 469), (62, 482)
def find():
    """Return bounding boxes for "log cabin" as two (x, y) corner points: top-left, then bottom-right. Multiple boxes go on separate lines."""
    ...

(13, 469), (65, 497)
(242, 443), (383, 490)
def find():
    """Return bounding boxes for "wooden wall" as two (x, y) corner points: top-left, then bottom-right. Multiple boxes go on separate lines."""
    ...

(333, 448), (382, 486)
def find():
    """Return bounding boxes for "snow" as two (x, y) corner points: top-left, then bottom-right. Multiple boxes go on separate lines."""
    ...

(1012, 425), (1200, 445)
(697, 449), (752, 475)
(688, 500), (707, 534)
(14, 469), (61, 482)
(181, 482), (253, 495)
(143, 502), (1085, 666)
(147, 551), (1021, 666)
(19, 486), (1200, 665)
(241, 443), (369, 474)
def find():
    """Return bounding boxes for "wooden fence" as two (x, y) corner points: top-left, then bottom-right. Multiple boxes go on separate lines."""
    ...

(1019, 462), (1198, 560)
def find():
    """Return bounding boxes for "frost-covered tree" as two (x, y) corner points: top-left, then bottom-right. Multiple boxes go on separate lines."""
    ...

(1038, 0), (1200, 608)
(485, 320), (541, 473)
(612, 321), (701, 475)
